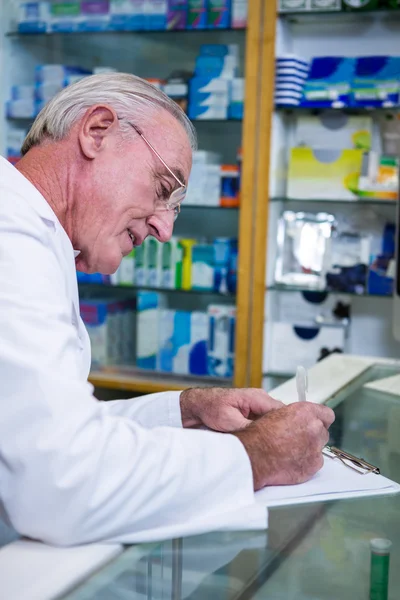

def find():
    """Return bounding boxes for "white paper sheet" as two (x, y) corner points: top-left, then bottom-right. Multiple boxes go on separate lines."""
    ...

(255, 456), (400, 508)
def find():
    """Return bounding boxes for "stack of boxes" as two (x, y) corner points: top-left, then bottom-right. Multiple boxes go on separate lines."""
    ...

(136, 291), (236, 377)
(185, 150), (222, 206)
(6, 129), (27, 165)
(16, 1), (248, 33)
(80, 298), (136, 368)
(279, 0), (400, 12)
(188, 44), (244, 120)
(278, 0), (342, 11)
(275, 54), (400, 109)
(6, 64), (91, 119)
(6, 52), (244, 123)
(103, 235), (238, 294)
(274, 54), (310, 108)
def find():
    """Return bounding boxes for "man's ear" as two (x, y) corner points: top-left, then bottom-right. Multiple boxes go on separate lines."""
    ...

(78, 105), (118, 159)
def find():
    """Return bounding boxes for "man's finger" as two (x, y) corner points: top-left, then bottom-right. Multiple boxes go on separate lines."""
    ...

(307, 403), (335, 428)
(243, 389), (284, 415)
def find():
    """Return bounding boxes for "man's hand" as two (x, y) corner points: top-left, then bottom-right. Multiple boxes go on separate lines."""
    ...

(180, 387), (283, 432)
(234, 403), (335, 490)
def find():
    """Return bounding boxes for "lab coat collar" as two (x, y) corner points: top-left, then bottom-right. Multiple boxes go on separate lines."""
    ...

(1, 157), (59, 226)
(3, 157), (82, 259)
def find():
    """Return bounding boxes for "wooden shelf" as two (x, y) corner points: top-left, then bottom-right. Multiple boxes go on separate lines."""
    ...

(89, 367), (232, 394)
(7, 27), (246, 37)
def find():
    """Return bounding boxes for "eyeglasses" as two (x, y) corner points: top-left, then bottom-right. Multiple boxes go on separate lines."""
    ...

(122, 119), (186, 221)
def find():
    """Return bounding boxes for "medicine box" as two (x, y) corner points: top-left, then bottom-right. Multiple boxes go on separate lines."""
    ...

(188, 104), (228, 119)
(279, 0), (309, 10)
(264, 322), (346, 374)
(6, 129), (27, 164)
(136, 291), (162, 370)
(134, 242), (147, 286)
(231, 0), (247, 28)
(49, 1), (82, 32)
(187, 0), (207, 29)
(6, 100), (36, 119)
(191, 244), (214, 290)
(109, 0), (145, 31)
(18, 1), (50, 33)
(274, 291), (351, 325)
(195, 55), (237, 78)
(352, 56), (400, 108)
(161, 237), (183, 289)
(11, 85), (35, 101)
(287, 147), (364, 200)
(158, 310), (208, 375)
(294, 114), (372, 151)
(310, 0), (341, 9)
(207, 0), (231, 29)
(144, 0), (167, 30)
(190, 76), (231, 96)
(207, 304), (236, 378)
(118, 248), (136, 286)
(301, 56), (356, 108)
(167, 0), (187, 29)
(146, 238), (163, 287)
(79, 1), (110, 31)
(34, 65), (91, 84)
(80, 299), (121, 367)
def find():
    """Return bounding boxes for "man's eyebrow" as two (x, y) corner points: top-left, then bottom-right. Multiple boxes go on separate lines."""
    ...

(157, 166), (186, 188)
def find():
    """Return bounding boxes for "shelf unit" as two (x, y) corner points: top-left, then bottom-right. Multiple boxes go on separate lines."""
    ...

(259, 5), (400, 390)
(89, 368), (232, 395)
(78, 282), (236, 298)
(267, 284), (393, 299)
(1, 2), (275, 393)
(271, 197), (398, 206)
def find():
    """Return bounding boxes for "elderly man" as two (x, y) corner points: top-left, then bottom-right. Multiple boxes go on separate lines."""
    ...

(0, 73), (334, 546)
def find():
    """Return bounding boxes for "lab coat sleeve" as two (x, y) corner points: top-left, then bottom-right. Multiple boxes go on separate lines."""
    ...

(101, 392), (183, 428)
(0, 218), (266, 546)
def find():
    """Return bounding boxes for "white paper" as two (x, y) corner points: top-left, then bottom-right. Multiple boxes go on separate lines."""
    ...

(255, 455), (400, 508)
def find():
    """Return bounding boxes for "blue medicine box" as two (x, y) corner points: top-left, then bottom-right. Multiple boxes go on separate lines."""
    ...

(352, 56), (400, 108)
(301, 56), (355, 108)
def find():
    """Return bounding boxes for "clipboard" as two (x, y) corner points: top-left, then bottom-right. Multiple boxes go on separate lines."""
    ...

(254, 446), (400, 509)
(322, 446), (380, 475)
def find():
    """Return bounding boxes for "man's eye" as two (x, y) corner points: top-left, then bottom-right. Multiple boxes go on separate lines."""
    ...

(157, 184), (170, 201)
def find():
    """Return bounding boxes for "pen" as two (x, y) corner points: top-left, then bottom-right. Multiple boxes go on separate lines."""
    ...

(296, 366), (308, 402)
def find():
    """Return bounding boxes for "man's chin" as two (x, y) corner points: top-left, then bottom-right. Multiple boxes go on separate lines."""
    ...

(75, 255), (119, 276)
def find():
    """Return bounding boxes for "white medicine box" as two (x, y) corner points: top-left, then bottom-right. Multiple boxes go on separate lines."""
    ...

(263, 322), (346, 375)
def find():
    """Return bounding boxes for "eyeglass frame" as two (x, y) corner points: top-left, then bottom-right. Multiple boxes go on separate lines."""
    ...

(118, 117), (186, 221)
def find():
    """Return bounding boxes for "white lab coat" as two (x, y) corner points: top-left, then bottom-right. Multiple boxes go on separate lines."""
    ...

(0, 156), (266, 546)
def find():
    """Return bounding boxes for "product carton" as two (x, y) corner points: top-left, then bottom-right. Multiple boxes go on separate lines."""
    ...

(18, 1), (50, 33)
(109, 0), (145, 30)
(136, 291), (162, 370)
(287, 147), (364, 200)
(167, 0), (187, 29)
(207, 304), (236, 378)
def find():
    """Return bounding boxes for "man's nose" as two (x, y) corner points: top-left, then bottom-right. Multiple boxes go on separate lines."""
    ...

(146, 211), (174, 243)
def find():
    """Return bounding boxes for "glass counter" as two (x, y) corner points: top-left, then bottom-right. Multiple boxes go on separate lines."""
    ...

(61, 363), (400, 600)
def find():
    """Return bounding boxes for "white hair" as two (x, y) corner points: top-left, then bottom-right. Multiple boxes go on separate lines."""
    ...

(21, 72), (197, 155)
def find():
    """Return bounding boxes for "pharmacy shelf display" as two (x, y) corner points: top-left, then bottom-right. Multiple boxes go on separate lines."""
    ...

(1, 0), (276, 392)
(259, 4), (400, 389)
